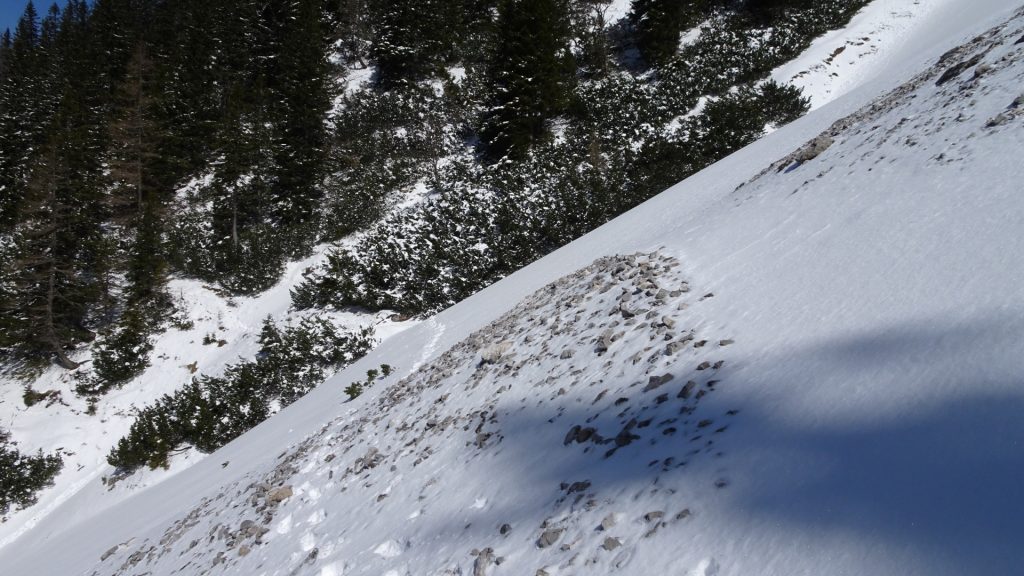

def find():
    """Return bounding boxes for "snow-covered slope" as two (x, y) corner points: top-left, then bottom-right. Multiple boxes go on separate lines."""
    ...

(4, 1), (1024, 575)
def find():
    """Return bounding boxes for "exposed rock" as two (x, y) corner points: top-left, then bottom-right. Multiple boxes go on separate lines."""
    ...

(601, 537), (622, 551)
(559, 349), (573, 360)
(499, 523), (512, 536)
(794, 135), (834, 164)
(266, 486), (293, 505)
(986, 112), (1011, 127)
(564, 425), (600, 445)
(643, 511), (665, 523)
(599, 513), (618, 531)
(473, 547), (495, 576)
(100, 546), (119, 562)
(480, 341), (512, 365)
(238, 545), (251, 557)
(353, 447), (384, 473)
(696, 361), (711, 371)
(565, 481), (591, 494)
(537, 528), (564, 549)
(719, 339), (735, 347)
(935, 52), (984, 86)
(643, 373), (674, 392)
(678, 380), (696, 399)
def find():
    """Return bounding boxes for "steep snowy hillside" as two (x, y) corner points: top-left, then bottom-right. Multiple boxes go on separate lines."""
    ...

(4, 1), (1024, 575)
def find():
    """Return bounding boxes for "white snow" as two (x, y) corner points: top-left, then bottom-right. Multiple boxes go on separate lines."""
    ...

(3, 1), (1024, 575)
(772, 0), (958, 108)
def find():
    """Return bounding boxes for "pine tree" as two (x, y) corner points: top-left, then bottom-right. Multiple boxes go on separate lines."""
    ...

(371, 0), (463, 86)
(268, 0), (332, 253)
(481, 0), (575, 160)
(629, 0), (707, 67)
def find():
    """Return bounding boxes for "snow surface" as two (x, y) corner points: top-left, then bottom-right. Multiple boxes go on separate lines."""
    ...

(4, 1), (1024, 574)
(773, 0), (963, 108)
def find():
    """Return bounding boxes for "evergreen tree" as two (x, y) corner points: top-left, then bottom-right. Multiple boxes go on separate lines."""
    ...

(629, 0), (707, 67)
(371, 0), (463, 86)
(481, 0), (575, 160)
(268, 0), (333, 252)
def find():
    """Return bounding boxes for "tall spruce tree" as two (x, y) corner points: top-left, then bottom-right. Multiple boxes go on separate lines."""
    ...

(371, 0), (463, 86)
(630, 0), (708, 67)
(481, 0), (575, 160)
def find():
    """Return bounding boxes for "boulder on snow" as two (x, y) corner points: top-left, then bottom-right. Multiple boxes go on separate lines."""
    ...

(266, 485), (293, 504)
(479, 341), (512, 365)
(793, 135), (834, 165)
(537, 528), (564, 548)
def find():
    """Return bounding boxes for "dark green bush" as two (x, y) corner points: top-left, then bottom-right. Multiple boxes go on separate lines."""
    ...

(0, 430), (63, 516)
(108, 317), (374, 471)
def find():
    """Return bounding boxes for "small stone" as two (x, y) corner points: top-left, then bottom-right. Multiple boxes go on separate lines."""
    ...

(473, 547), (495, 576)
(643, 511), (665, 523)
(238, 545), (251, 557)
(986, 112), (1011, 127)
(599, 513), (618, 531)
(480, 341), (512, 365)
(678, 380), (696, 399)
(601, 537), (622, 551)
(662, 316), (676, 329)
(719, 339), (734, 347)
(500, 523), (512, 536)
(675, 509), (692, 520)
(643, 373), (674, 392)
(100, 546), (119, 562)
(537, 528), (564, 548)
(560, 349), (573, 359)
(696, 361), (711, 371)
(266, 485), (293, 504)
(566, 480), (591, 494)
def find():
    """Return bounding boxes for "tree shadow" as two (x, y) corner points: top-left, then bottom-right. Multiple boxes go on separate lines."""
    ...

(404, 314), (1024, 575)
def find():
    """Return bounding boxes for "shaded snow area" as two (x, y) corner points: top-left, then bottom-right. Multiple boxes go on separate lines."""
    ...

(4, 1), (1024, 575)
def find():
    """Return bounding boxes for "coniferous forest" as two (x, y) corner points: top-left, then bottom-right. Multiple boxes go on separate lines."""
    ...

(0, 0), (868, 511)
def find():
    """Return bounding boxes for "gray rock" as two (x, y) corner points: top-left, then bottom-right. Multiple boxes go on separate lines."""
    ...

(537, 528), (564, 548)
(662, 316), (676, 329)
(643, 511), (665, 523)
(354, 448), (384, 473)
(795, 135), (833, 164)
(719, 339), (734, 347)
(266, 485), (293, 504)
(100, 546), (119, 562)
(679, 379), (696, 397)
(480, 341), (512, 365)
(987, 112), (1011, 127)
(643, 373), (674, 392)
(665, 341), (687, 356)
(473, 547), (495, 576)
(599, 513), (618, 531)
(564, 425), (600, 445)
(601, 537), (622, 551)
(559, 349), (573, 359)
